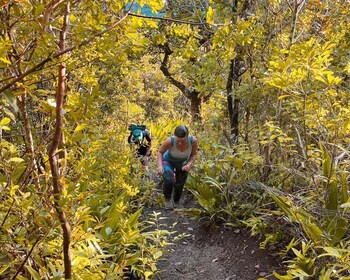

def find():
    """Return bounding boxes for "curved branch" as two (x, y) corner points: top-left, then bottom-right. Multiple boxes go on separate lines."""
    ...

(129, 12), (206, 26)
(0, 8), (131, 94)
(159, 43), (189, 97)
(47, 2), (72, 278)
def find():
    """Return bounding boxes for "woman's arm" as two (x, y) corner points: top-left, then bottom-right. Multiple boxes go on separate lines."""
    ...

(157, 138), (171, 174)
(145, 130), (152, 156)
(182, 136), (198, 172)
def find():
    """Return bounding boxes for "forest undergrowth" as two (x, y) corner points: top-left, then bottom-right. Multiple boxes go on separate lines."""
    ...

(142, 181), (285, 280)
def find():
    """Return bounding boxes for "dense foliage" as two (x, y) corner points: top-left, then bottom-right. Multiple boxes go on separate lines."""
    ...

(1, 0), (350, 279)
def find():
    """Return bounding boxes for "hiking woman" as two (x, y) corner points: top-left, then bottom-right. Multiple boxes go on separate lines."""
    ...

(157, 125), (198, 209)
(128, 124), (152, 170)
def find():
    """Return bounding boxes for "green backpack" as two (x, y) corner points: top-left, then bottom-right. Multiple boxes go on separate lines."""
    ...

(128, 124), (146, 132)
(128, 124), (147, 142)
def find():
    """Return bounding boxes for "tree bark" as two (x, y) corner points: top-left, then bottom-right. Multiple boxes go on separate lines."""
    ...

(226, 59), (240, 144)
(189, 94), (203, 123)
(48, 62), (72, 280)
(159, 43), (206, 123)
(47, 2), (72, 278)
(225, 0), (254, 144)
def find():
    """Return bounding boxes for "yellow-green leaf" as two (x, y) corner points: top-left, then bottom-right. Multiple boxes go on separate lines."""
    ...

(206, 7), (214, 25)
(153, 34), (167, 45)
(0, 117), (10, 126)
(233, 158), (244, 169)
(318, 247), (341, 258)
(69, 14), (77, 22)
(303, 221), (323, 244)
(1, 126), (10, 131)
(34, 4), (45, 17)
(3, 108), (16, 121)
(340, 172), (348, 204)
(314, 75), (327, 84)
(153, 251), (162, 259)
(278, 95), (290, 100)
(0, 265), (9, 274)
(10, 185), (20, 196)
(340, 202), (350, 208)
(346, 61), (350, 74)
(128, 208), (142, 226)
(9, 157), (24, 163)
(74, 124), (87, 132)
(0, 57), (11, 64)
(25, 265), (41, 280)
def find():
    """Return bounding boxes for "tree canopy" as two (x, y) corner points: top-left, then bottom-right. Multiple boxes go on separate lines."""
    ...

(1, 0), (350, 279)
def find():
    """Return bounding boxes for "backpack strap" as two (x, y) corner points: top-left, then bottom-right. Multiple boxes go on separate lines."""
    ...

(170, 136), (175, 146)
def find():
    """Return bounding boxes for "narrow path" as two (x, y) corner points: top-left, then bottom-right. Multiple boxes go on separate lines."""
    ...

(144, 190), (284, 280)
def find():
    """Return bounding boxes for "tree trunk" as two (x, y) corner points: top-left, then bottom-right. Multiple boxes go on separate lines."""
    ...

(47, 3), (72, 278)
(226, 60), (240, 144)
(227, 60), (235, 133)
(226, 57), (243, 145)
(48, 61), (72, 280)
(189, 92), (202, 123)
(160, 43), (204, 123)
(225, 0), (254, 144)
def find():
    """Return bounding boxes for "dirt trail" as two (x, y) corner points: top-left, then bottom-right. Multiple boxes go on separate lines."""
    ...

(144, 190), (284, 280)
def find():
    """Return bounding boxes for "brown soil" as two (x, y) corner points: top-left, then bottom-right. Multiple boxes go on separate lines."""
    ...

(146, 190), (285, 280)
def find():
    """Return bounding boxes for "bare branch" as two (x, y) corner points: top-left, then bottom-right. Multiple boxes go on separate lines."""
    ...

(129, 12), (206, 25)
(0, 7), (131, 94)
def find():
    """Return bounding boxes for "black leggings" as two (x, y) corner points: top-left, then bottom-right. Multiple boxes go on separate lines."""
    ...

(162, 167), (188, 203)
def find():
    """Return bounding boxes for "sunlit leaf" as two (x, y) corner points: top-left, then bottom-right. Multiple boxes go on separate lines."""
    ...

(340, 202), (350, 208)
(206, 6), (214, 25)
(0, 117), (10, 126)
(9, 157), (24, 163)
(318, 247), (341, 258)
(25, 265), (41, 280)
(74, 124), (87, 132)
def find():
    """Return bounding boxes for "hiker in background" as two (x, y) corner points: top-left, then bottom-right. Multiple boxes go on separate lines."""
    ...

(157, 125), (198, 209)
(128, 124), (152, 169)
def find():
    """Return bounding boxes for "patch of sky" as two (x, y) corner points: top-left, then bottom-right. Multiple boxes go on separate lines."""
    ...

(125, 2), (165, 17)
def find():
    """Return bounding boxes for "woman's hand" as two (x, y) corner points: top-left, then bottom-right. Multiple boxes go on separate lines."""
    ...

(157, 166), (164, 175)
(182, 163), (191, 172)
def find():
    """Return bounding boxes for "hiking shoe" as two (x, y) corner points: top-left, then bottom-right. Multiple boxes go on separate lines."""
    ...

(164, 200), (174, 210)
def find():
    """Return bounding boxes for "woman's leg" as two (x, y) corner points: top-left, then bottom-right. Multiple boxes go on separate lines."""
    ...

(162, 161), (175, 201)
(173, 169), (188, 203)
